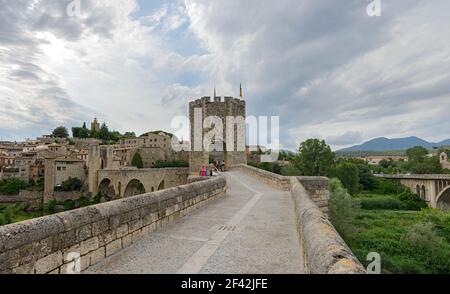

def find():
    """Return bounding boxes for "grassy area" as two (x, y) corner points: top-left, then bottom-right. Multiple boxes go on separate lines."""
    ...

(344, 207), (450, 274)
(0, 204), (44, 225)
(330, 178), (450, 274)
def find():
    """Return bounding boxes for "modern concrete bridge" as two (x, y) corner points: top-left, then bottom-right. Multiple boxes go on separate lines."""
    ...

(376, 174), (450, 210)
(86, 170), (304, 274)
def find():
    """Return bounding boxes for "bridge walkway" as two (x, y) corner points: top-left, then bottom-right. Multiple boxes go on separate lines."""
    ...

(85, 169), (304, 274)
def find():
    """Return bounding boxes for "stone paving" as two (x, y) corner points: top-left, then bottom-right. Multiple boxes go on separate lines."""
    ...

(85, 170), (304, 274)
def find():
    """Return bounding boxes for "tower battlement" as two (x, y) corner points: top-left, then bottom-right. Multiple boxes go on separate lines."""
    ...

(189, 96), (245, 107)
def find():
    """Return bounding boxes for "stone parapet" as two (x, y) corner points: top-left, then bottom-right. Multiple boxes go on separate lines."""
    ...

(298, 177), (330, 217)
(236, 164), (291, 191)
(290, 177), (365, 274)
(0, 177), (226, 274)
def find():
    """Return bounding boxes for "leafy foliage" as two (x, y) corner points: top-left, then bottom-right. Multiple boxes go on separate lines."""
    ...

(131, 152), (144, 169)
(56, 177), (82, 192)
(335, 162), (360, 196)
(346, 209), (450, 274)
(0, 178), (29, 195)
(52, 126), (69, 138)
(406, 146), (428, 162)
(294, 139), (335, 177)
(329, 178), (360, 240)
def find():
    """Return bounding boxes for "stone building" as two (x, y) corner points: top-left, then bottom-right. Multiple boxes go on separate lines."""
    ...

(189, 95), (247, 174)
(440, 152), (450, 169)
(117, 131), (188, 168)
(44, 155), (86, 203)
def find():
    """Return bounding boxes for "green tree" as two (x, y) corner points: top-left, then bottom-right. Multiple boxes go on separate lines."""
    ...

(357, 164), (377, 191)
(379, 159), (394, 169)
(109, 131), (121, 142)
(122, 132), (136, 139)
(335, 162), (360, 196)
(78, 128), (91, 138)
(409, 157), (443, 174)
(294, 139), (335, 176)
(406, 146), (428, 163)
(329, 178), (360, 240)
(52, 126), (69, 138)
(72, 127), (81, 138)
(82, 122), (87, 129)
(99, 123), (110, 141)
(0, 178), (28, 195)
(131, 152), (144, 169)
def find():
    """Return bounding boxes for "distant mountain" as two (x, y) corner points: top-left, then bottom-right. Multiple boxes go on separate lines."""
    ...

(338, 136), (450, 152)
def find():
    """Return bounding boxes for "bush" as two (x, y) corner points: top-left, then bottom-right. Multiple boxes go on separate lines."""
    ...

(419, 208), (450, 242)
(373, 178), (407, 194)
(78, 196), (91, 207)
(47, 200), (57, 213)
(401, 222), (450, 273)
(357, 164), (378, 191)
(359, 195), (402, 210)
(57, 177), (82, 192)
(335, 162), (360, 196)
(63, 200), (75, 211)
(0, 206), (13, 225)
(329, 178), (360, 240)
(402, 222), (442, 252)
(0, 178), (29, 195)
(281, 165), (302, 176)
(92, 194), (103, 204)
(358, 191), (427, 211)
(398, 191), (428, 210)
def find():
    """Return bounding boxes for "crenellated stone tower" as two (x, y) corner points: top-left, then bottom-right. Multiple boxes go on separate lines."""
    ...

(189, 95), (247, 174)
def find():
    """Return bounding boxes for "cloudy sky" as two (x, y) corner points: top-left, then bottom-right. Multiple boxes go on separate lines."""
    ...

(1, 0), (450, 150)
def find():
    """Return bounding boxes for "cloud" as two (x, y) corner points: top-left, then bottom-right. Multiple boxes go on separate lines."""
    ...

(1, 0), (450, 150)
(327, 131), (364, 146)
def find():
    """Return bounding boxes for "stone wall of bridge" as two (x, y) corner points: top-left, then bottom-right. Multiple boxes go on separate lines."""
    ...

(0, 177), (226, 274)
(97, 167), (189, 199)
(236, 164), (291, 191)
(290, 177), (365, 274)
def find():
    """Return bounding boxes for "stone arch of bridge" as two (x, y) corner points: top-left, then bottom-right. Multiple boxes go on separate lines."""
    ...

(157, 180), (165, 191)
(436, 186), (450, 211)
(124, 179), (146, 197)
(98, 178), (117, 201)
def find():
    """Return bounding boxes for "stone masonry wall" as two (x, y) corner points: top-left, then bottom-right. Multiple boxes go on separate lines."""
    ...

(298, 177), (330, 217)
(0, 177), (226, 274)
(290, 177), (365, 274)
(237, 164), (290, 191)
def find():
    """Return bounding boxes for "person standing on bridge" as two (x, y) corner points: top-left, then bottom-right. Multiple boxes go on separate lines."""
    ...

(200, 166), (207, 177)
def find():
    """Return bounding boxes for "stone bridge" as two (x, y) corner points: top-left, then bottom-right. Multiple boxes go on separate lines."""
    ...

(0, 165), (365, 274)
(96, 168), (189, 199)
(376, 174), (450, 210)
